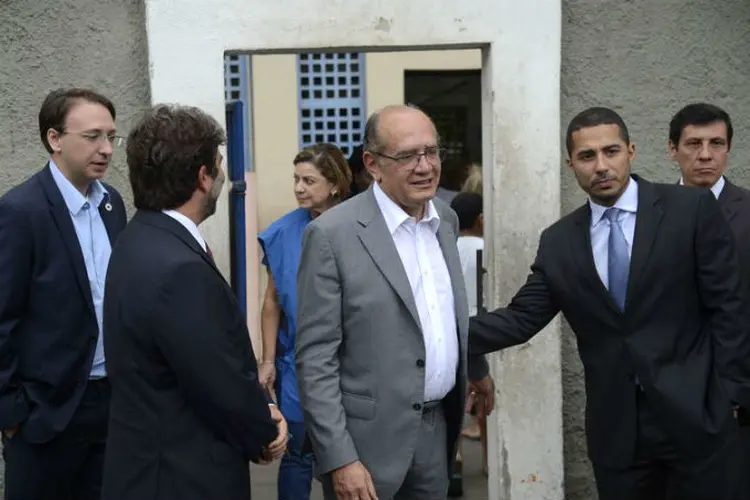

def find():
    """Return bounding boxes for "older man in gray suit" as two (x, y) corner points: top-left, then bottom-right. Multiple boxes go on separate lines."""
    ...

(296, 105), (492, 500)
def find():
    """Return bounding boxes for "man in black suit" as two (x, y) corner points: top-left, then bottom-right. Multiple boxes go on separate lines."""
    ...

(469, 107), (750, 499)
(0, 88), (127, 500)
(102, 104), (287, 500)
(669, 102), (750, 499)
(669, 103), (750, 295)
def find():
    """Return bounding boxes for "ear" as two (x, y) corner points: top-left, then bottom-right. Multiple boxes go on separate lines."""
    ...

(565, 156), (574, 173)
(363, 151), (381, 183)
(667, 141), (678, 162)
(628, 142), (637, 162)
(47, 129), (63, 153)
(196, 165), (212, 194)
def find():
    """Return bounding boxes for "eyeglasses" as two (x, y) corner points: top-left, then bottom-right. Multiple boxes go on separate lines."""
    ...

(60, 130), (125, 147)
(370, 146), (445, 168)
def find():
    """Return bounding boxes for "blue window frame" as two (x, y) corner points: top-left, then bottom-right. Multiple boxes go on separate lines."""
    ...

(223, 54), (253, 172)
(297, 52), (366, 157)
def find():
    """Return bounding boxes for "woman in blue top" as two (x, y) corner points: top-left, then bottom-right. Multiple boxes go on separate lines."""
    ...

(258, 143), (352, 500)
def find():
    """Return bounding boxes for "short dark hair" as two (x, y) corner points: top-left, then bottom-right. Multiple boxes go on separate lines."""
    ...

(38, 88), (116, 154)
(127, 104), (226, 211)
(293, 143), (352, 199)
(450, 192), (483, 231)
(566, 107), (630, 156)
(348, 144), (365, 174)
(669, 103), (733, 149)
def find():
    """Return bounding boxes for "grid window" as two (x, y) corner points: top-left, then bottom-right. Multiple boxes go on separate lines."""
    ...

(224, 55), (243, 103)
(297, 52), (366, 157)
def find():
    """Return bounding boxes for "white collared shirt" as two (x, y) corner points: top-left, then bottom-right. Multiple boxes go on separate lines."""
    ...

(589, 177), (639, 289)
(679, 175), (725, 199)
(373, 183), (459, 401)
(162, 210), (207, 252)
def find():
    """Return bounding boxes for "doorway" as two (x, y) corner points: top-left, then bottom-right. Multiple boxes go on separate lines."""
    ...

(405, 69), (482, 197)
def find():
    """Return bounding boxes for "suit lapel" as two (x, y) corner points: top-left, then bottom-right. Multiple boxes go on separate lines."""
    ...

(625, 178), (663, 306)
(39, 165), (96, 316)
(98, 193), (117, 245)
(436, 218), (468, 329)
(356, 189), (422, 331)
(570, 205), (621, 314)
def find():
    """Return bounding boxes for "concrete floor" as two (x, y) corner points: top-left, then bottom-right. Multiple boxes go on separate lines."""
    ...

(0, 431), (488, 500)
(250, 437), (489, 499)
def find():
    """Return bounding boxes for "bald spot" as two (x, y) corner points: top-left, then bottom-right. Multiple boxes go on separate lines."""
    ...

(374, 106), (438, 151)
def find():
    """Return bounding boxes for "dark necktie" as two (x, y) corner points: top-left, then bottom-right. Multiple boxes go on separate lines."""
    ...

(205, 244), (214, 263)
(605, 208), (630, 311)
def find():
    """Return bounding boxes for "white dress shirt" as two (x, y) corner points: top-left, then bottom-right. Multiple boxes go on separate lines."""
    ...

(373, 183), (459, 402)
(457, 235), (484, 317)
(162, 210), (207, 251)
(589, 177), (639, 289)
(679, 175), (725, 199)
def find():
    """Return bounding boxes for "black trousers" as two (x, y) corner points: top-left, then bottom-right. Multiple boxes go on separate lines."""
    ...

(2, 378), (110, 500)
(592, 386), (743, 500)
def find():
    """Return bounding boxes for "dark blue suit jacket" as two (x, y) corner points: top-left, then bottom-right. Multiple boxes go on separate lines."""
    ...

(0, 164), (127, 443)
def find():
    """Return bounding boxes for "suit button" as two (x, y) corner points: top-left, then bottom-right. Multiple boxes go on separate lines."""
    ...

(416, 359), (425, 368)
(413, 403), (422, 411)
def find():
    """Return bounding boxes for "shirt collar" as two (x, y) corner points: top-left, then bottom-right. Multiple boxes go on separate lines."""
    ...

(162, 209), (207, 252)
(679, 175), (725, 199)
(589, 176), (639, 228)
(49, 159), (109, 215)
(373, 182), (440, 234)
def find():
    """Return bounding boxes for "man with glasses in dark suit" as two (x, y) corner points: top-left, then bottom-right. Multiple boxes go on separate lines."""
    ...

(0, 88), (127, 500)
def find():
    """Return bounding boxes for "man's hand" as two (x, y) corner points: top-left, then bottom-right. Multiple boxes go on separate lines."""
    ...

(259, 405), (288, 464)
(470, 375), (496, 417)
(2, 426), (18, 440)
(258, 361), (277, 400)
(332, 461), (378, 500)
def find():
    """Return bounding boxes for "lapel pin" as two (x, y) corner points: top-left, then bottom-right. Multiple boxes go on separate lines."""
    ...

(104, 202), (112, 212)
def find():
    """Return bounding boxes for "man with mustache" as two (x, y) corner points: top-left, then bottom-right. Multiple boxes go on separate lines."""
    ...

(469, 106), (750, 499)
(101, 104), (287, 500)
(670, 102), (750, 499)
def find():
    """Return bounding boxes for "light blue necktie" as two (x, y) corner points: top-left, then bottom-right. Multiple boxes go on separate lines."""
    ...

(605, 208), (629, 311)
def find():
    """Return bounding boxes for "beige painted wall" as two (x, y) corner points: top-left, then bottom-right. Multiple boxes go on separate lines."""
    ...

(251, 54), (300, 231)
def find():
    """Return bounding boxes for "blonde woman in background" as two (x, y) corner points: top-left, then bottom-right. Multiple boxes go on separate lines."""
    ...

(461, 163), (482, 194)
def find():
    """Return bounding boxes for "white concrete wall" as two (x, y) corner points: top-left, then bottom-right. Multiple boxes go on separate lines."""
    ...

(144, 1), (562, 498)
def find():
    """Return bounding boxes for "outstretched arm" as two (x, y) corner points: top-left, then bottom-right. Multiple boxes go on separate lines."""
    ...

(468, 232), (561, 378)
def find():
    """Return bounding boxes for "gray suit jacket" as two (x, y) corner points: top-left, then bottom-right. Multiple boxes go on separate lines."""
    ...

(295, 186), (488, 497)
